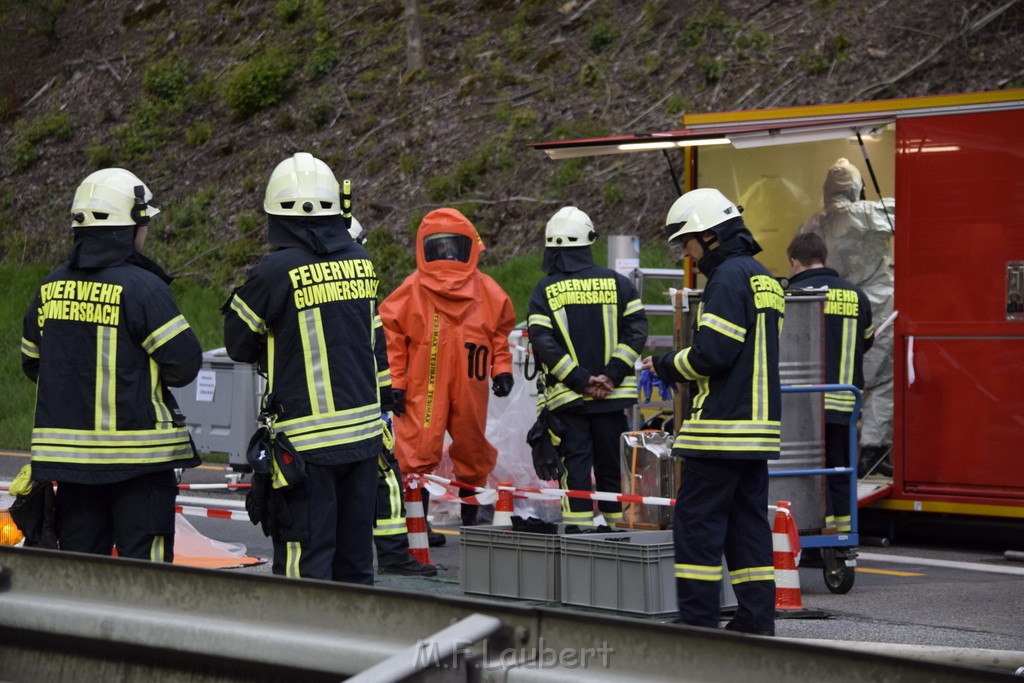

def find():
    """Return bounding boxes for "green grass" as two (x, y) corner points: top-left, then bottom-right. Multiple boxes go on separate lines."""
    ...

(1, 241), (684, 449)
(0, 263), (50, 450)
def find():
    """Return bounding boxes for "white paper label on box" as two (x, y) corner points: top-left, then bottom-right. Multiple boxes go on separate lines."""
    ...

(195, 370), (216, 402)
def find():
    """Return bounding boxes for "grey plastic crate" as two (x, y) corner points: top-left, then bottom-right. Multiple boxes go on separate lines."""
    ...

(560, 530), (677, 615)
(168, 347), (263, 470)
(460, 525), (562, 601)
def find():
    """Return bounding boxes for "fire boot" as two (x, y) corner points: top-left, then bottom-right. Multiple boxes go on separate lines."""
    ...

(459, 487), (478, 527)
(420, 488), (446, 547)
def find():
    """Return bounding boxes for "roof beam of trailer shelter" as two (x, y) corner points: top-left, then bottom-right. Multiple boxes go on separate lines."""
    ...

(528, 88), (1024, 159)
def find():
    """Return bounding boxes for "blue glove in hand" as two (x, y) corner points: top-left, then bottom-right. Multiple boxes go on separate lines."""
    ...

(639, 369), (675, 402)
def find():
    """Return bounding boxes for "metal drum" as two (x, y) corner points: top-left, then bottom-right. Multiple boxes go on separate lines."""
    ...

(770, 291), (826, 533)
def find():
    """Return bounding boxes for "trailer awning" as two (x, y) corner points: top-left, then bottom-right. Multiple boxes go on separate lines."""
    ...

(528, 116), (892, 159)
(529, 88), (1024, 160)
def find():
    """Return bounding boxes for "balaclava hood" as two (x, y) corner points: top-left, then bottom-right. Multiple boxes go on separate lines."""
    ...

(542, 244), (594, 275)
(267, 213), (353, 255)
(696, 216), (762, 278)
(67, 226), (136, 269)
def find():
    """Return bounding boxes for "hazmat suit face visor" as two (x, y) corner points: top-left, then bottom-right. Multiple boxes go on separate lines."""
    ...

(423, 233), (471, 263)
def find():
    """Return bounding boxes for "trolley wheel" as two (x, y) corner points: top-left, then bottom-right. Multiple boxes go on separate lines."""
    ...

(822, 548), (856, 594)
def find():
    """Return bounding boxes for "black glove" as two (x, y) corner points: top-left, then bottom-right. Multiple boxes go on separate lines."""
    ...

(246, 472), (275, 537)
(492, 373), (514, 397)
(393, 389), (406, 416)
(527, 412), (565, 481)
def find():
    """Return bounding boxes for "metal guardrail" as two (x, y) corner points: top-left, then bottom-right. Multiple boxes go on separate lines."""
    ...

(0, 545), (1007, 682)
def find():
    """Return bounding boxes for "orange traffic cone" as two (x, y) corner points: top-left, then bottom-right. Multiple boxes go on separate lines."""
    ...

(404, 479), (432, 566)
(492, 481), (515, 526)
(773, 500), (806, 612)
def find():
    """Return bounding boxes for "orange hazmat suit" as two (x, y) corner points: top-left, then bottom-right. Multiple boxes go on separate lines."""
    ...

(380, 208), (516, 487)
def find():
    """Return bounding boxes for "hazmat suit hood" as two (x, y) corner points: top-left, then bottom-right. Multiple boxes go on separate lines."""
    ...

(542, 245), (593, 275)
(823, 158), (864, 212)
(416, 207), (484, 294)
(267, 213), (353, 255)
(696, 216), (762, 279)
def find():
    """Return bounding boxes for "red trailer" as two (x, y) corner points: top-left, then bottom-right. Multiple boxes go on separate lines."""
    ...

(531, 89), (1024, 523)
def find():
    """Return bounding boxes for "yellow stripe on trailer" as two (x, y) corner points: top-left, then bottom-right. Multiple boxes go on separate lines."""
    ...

(682, 88), (1024, 127)
(871, 498), (1024, 519)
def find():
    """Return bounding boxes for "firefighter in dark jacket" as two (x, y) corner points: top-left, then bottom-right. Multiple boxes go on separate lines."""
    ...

(348, 217), (436, 577)
(223, 153), (392, 585)
(528, 206), (648, 527)
(787, 232), (873, 538)
(642, 188), (783, 635)
(21, 168), (202, 561)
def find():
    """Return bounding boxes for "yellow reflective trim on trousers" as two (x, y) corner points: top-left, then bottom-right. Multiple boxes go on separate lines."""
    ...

(701, 312), (746, 343)
(150, 535), (166, 562)
(382, 458), (403, 524)
(528, 313), (552, 328)
(753, 313), (767, 421)
(374, 521), (407, 536)
(95, 327), (116, 431)
(674, 563), (723, 581)
(286, 541), (302, 578)
(142, 315), (190, 354)
(230, 294), (266, 335)
(562, 510), (594, 525)
(21, 337), (39, 358)
(730, 565), (775, 584)
(833, 515), (851, 532)
(425, 313), (440, 428)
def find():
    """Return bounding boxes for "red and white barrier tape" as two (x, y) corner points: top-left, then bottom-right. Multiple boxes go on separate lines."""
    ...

(417, 473), (677, 508)
(176, 504), (250, 521)
(177, 483), (251, 490)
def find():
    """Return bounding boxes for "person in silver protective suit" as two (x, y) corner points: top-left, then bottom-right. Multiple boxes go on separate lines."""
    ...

(799, 158), (895, 477)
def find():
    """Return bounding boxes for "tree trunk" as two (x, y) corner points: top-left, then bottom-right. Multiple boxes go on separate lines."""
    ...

(404, 0), (424, 75)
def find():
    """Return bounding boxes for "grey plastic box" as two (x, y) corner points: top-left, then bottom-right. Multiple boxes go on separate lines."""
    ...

(560, 530), (676, 615)
(460, 525), (562, 601)
(169, 347), (263, 471)
(560, 530), (738, 616)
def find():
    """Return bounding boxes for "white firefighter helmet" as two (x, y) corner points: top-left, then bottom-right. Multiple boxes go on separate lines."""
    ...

(545, 206), (596, 247)
(348, 216), (367, 244)
(665, 188), (740, 242)
(70, 168), (160, 228)
(264, 152), (341, 216)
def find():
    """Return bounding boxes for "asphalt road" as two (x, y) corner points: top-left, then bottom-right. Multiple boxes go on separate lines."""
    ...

(4, 449), (1024, 672)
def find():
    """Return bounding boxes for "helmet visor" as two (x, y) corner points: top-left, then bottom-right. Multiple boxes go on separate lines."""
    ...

(424, 233), (471, 263)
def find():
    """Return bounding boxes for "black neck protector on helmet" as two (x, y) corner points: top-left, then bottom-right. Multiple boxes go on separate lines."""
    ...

(267, 213), (352, 255)
(695, 216), (762, 278)
(542, 244), (593, 275)
(67, 226), (136, 269)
